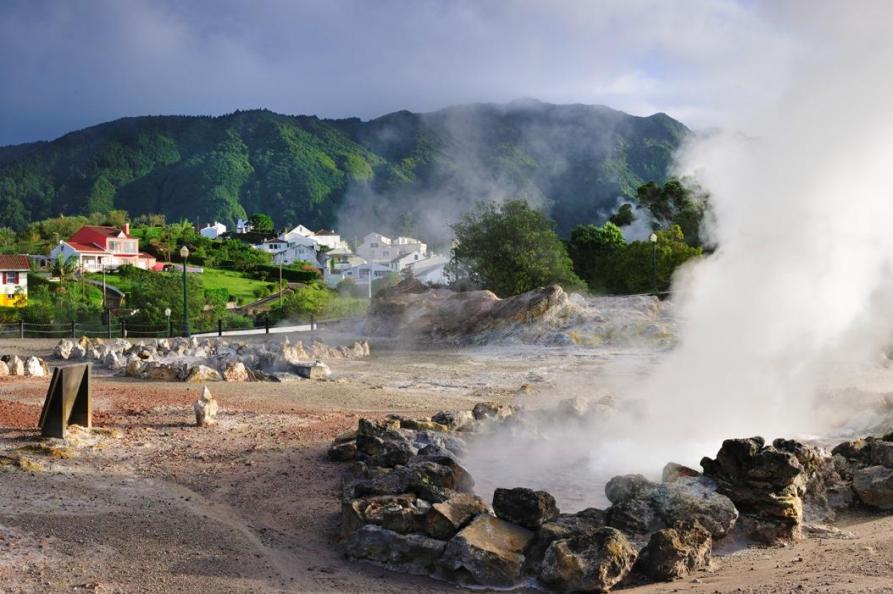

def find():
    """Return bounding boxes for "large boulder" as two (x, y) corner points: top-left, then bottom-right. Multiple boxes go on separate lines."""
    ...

(145, 363), (180, 382)
(604, 475), (737, 539)
(5, 355), (24, 376)
(440, 514), (533, 587)
(0, 361), (8, 377)
(54, 339), (75, 360)
(365, 281), (574, 344)
(24, 356), (46, 377)
(292, 360), (331, 379)
(425, 493), (490, 540)
(538, 527), (638, 593)
(222, 361), (250, 382)
(701, 437), (805, 543)
(853, 466), (893, 509)
(635, 523), (712, 581)
(525, 509), (607, 573)
(432, 410), (475, 431)
(342, 493), (431, 537)
(346, 525), (446, 576)
(185, 364), (222, 383)
(493, 487), (559, 530)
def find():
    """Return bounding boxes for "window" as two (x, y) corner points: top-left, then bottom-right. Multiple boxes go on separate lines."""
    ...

(370, 242), (378, 248)
(3, 272), (19, 284)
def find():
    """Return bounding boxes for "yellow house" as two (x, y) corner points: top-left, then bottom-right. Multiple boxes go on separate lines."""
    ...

(0, 255), (29, 307)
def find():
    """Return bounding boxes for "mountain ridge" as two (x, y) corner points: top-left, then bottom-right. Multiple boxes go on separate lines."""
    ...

(0, 101), (690, 239)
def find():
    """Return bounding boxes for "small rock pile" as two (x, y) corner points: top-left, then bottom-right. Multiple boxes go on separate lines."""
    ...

(330, 406), (893, 591)
(0, 354), (49, 378)
(53, 336), (370, 382)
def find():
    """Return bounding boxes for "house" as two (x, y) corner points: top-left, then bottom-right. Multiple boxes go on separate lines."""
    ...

(389, 251), (425, 272)
(280, 224), (315, 243)
(200, 221), (227, 239)
(323, 247), (365, 274)
(311, 228), (348, 251)
(0, 255), (29, 307)
(332, 261), (393, 292)
(357, 232), (427, 263)
(235, 218), (253, 234)
(49, 224), (156, 272)
(409, 254), (450, 285)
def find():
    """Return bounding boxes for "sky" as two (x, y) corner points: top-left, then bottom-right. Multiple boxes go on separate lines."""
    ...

(0, 0), (803, 146)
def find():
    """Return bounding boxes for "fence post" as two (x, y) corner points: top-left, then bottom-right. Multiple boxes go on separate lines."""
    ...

(217, 319), (223, 337)
(19, 320), (24, 339)
(310, 313), (315, 331)
(168, 319), (173, 338)
(265, 315), (270, 335)
(107, 312), (112, 339)
(121, 319), (127, 338)
(70, 320), (76, 338)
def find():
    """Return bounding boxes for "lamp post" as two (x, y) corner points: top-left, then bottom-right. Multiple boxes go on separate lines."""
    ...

(180, 245), (190, 337)
(649, 232), (658, 295)
(164, 307), (172, 338)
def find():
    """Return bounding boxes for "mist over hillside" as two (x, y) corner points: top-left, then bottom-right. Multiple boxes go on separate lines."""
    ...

(0, 100), (688, 241)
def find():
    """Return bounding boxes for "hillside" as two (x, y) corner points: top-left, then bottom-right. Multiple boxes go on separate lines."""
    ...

(0, 100), (689, 239)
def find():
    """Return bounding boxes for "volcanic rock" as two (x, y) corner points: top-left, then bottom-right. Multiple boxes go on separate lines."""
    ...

(492, 487), (559, 529)
(869, 440), (893, 468)
(635, 522), (712, 581)
(342, 493), (431, 537)
(605, 475), (737, 539)
(6, 355), (24, 376)
(125, 358), (145, 378)
(424, 493), (490, 540)
(701, 437), (805, 543)
(292, 360), (331, 379)
(193, 386), (219, 427)
(0, 361), (8, 377)
(55, 339), (74, 360)
(346, 525), (446, 576)
(398, 418), (450, 432)
(432, 410), (475, 431)
(145, 362), (180, 382)
(472, 402), (515, 421)
(24, 356), (46, 377)
(440, 514), (533, 587)
(328, 441), (358, 462)
(222, 361), (250, 382)
(662, 462), (701, 482)
(185, 364), (222, 383)
(525, 509), (607, 573)
(853, 466), (893, 509)
(538, 527), (638, 593)
(365, 280), (574, 344)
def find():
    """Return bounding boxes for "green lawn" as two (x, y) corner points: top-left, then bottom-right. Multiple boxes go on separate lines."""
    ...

(88, 268), (273, 304)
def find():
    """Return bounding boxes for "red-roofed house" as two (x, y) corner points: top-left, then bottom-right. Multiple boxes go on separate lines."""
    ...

(0, 255), (30, 307)
(49, 224), (156, 272)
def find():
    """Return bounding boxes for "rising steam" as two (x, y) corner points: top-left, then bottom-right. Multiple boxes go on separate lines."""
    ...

(464, 3), (893, 509)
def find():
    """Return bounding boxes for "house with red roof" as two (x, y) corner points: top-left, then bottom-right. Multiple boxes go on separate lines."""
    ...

(0, 255), (30, 307)
(49, 224), (156, 272)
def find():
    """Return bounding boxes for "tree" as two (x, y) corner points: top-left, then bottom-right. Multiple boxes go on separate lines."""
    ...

(635, 179), (709, 246)
(450, 200), (584, 297)
(51, 254), (78, 292)
(608, 225), (702, 294)
(568, 222), (627, 292)
(608, 203), (635, 227)
(248, 213), (274, 233)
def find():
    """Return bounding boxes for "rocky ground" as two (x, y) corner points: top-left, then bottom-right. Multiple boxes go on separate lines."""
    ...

(2, 335), (893, 593)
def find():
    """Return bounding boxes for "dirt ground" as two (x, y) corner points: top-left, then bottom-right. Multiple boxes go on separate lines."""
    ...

(2, 337), (893, 593)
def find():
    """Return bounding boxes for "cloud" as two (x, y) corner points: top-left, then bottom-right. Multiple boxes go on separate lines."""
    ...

(1, 0), (797, 145)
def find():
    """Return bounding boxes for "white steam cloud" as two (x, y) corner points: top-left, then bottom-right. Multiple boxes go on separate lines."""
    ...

(464, 1), (893, 509)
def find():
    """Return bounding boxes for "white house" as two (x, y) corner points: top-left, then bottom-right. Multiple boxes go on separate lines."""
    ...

(357, 232), (428, 263)
(281, 224), (314, 243)
(253, 233), (323, 267)
(311, 228), (348, 251)
(409, 254), (450, 285)
(235, 218), (253, 234)
(331, 261), (392, 292)
(200, 221), (227, 239)
(389, 251), (426, 272)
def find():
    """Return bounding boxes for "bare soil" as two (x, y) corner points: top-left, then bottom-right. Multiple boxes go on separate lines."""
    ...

(1, 338), (893, 593)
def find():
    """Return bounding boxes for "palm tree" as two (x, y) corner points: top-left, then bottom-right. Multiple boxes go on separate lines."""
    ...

(52, 254), (78, 292)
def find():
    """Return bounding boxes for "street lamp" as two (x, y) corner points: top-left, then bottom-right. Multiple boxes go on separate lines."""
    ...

(164, 307), (172, 338)
(649, 232), (658, 295)
(180, 245), (190, 337)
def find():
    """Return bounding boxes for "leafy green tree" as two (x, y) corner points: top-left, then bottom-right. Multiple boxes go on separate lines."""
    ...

(568, 222), (627, 292)
(272, 282), (331, 321)
(608, 225), (702, 294)
(450, 200), (584, 296)
(635, 179), (708, 246)
(120, 266), (208, 326)
(248, 213), (274, 233)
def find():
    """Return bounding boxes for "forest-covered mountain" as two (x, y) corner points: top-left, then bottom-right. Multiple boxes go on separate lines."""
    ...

(0, 100), (689, 238)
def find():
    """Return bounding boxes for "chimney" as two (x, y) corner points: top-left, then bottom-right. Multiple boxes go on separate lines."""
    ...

(123, 223), (130, 236)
